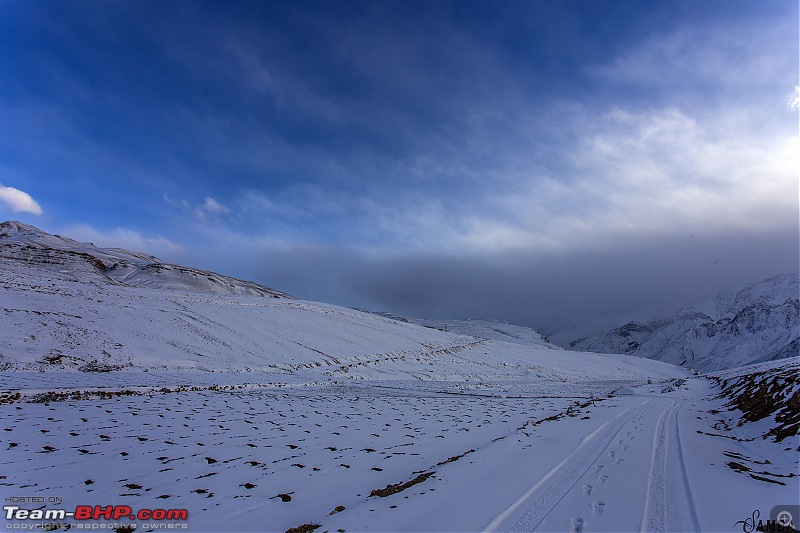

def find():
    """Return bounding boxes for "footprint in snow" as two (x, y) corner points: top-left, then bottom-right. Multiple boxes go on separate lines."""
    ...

(569, 516), (584, 533)
(608, 451), (615, 458)
(593, 465), (604, 473)
(613, 458), (623, 464)
(598, 475), (608, 483)
(592, 501), (606, 516)
(582, 484), (592, 497)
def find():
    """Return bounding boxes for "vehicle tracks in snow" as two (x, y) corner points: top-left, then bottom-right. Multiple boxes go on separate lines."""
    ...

(641, 399), (700, 533)
(485, 398), (652, 532)
(487, 397), (700, 532)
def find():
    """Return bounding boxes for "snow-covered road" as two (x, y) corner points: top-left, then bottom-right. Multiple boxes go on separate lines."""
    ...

(485, 397), (700, 533)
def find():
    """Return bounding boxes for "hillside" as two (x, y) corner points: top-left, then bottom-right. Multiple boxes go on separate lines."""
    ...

(0, 220), (291, 297)
(359, 311), (557, 349)
(0, 221), (676, 384)
(560, 273), (799, 372)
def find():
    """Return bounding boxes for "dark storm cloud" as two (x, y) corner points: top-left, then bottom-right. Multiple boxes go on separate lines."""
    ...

(247, 228), (799, 334)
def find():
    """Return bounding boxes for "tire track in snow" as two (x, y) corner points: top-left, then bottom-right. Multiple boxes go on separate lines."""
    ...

(641, 399), (700, 533)
(486, 398), (652, 532)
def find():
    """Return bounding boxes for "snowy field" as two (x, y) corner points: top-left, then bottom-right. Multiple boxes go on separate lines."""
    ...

(3, 368), (797, 533)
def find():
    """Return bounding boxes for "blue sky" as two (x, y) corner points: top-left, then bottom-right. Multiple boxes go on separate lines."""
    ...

(1, 0), (798, 331)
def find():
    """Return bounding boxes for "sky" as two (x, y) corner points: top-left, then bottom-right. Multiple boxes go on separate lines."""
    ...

(1, 0), (798, 333)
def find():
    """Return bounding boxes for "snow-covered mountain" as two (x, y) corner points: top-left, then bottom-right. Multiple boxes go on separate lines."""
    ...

(562, 273), (799, 372)
(0, 221), (676, 383)
(0, 220), (291, 297)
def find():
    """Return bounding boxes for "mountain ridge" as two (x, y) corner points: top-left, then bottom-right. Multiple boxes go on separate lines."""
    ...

(0, 220), (685, 383)
(0, 220), (292, 298)
(4, 220), (793, 374)
(561, 273), (799, 372)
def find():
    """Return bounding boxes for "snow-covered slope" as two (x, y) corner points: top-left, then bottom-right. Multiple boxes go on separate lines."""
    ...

(709, 357), (799, 442)
(0, 220), (291, 297)
(0, 221), (680, 384)
(561, 274), (799, 372)
(360, 312), (557, 349)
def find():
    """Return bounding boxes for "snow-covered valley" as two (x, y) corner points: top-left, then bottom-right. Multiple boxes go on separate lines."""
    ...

(1, 221), (797, 532)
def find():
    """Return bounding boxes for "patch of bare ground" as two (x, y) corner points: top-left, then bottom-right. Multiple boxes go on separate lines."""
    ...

(22, 384), (253, 404)
(711, 363), (799, 442)
(0, 392), (21, 404)
(370, 471), (435, 497)
(28, 390), (142, 403)
(435, 449), (475, 466)
(724, 451), (796, 486)
(284, 524), (321, 533)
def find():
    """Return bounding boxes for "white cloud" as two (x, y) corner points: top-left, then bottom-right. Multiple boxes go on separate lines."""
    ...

(589, 18), (794, 91)
(790, 86), (800, 111)
(220, 100), (798, 256)
(63, 224), (184, 259)
(316, 105), (797, 254)
(163, 193), (191, 210)
(164, 194), (232, 221)
(195, 197), (231, 220)
(0, 184), (43, 215)
(199, 197), (230, 215)
(469, 106), (797, 254)
(578, 108), (797, 234)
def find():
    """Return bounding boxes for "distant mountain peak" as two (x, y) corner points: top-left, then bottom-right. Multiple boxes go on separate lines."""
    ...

(1, 220), (36, 232)
(0, 220), (56, 239)
(565, 273), (799, 372)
